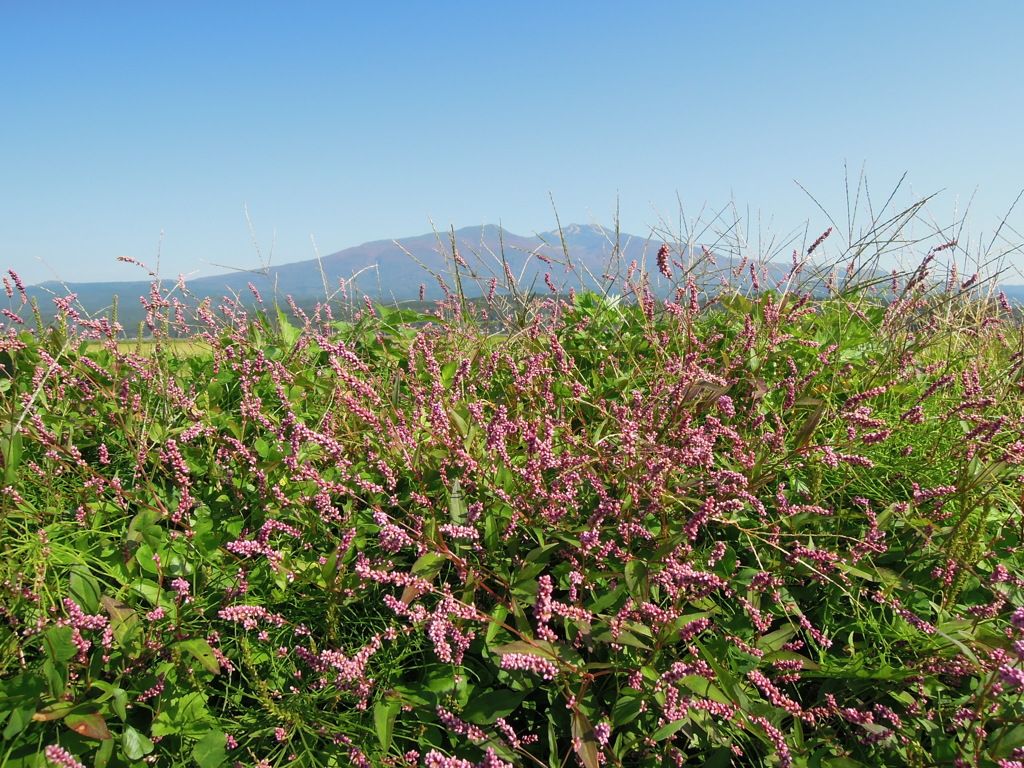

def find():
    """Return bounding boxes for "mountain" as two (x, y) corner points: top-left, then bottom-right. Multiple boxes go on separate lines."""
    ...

(18, 223), (1022, 331)
(179, 222), (670, 302)
(21, 224), (671, 315)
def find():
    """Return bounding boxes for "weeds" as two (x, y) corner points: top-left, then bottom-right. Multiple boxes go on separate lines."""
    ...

(1, 196), (1024, 768)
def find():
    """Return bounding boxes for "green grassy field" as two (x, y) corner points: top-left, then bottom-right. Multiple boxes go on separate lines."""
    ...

(2, 211), (1024, 768)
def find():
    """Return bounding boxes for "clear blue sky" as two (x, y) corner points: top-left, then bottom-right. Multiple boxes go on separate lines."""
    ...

(3, 2), (1023, 286)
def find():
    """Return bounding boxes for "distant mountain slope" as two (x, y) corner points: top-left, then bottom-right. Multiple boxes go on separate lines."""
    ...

(22, 224), (668, 313)
(19, 223), (1024, 328)
(181, 222), (703, 302)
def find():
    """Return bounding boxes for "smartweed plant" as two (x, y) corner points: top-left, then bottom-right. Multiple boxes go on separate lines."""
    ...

(1, 192), (1024, 768)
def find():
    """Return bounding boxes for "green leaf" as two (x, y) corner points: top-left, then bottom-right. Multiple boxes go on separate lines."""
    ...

(571, 709), (600, 768)
(102, 596), (141, 654)
(591, 629), (650, 650)
(461, 689), (528, 725)
(651, 718), (688, 742)
(0, 675), (42, 742)
(373, 699), (400, 751)
(757, 625), (797, 653)
(2, 704), (35, 740)
(448, 477), (468, 525)
(449, 410), (470, 439)
(484, 604), (508, 643)
(792, 401), (828, 452)
(624, 559), (648, 595)
(1, 672), (45, 705)
(66, 712), (112, 741)
(129, 579), (163, 607)
(122, 726), (155, 760)
(191, 729), (227, 768)
(30, 701), (76, 721)
(440, 361), (458, 387)
(94, 737), (114, 768)
(690, 638), (751, 709)
(253, 437), (270, 459)
(42, 659), (68, 698)
(133, 543), (161, 575)
(524, 542), (560, 564)
(401, 552), (446, 604)
(410, 552), (446, 579)
(86, 683), (129, 722)
(423, 664), (458, 694)
(587, 583), (626, 615)
(992, 724), (1024, 758)
(152, 692), (211, 737)
(679, 676), (732, 706)
(44, 626), (78, 663)
(2, 428), (22, 486)
(491, 640), (558, 661)
(378, 306), (435, 326)
(612, 692), (645, 728)
(177, 639), (221, 675)
(275, 307), (301, 348)
(126, 508), (163, 549)
(69, 566), (102, 614)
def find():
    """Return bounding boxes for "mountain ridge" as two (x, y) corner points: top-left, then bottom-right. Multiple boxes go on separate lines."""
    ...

(19, 223), (1024, 327)
(24, 223), (661, 304)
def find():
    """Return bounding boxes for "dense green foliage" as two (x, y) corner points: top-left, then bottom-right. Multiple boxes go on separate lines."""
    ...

(1, 245), (1024, 768)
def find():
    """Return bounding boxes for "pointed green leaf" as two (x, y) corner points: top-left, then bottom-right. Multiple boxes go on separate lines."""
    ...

(2, 705), (35, 740)
(491, 640), (557, 660)
(793, 402), (827, 451)
(2, 429), (22, 486)
(374, 699), (400, 751)
(66, 712), (112, 740)
(44, 626), (77, 662)
(191, 729), (227, 768)
(102, 596), (141, 652)
(31, 701), (76, 721)
(42, 659), (68, 698)
(401, 552), (446, 604)
(571, 709), (600, 768)
(449, 477), (467, 524)
(410, 552), (445, 579)
(123, 726), (155, 760)
(275, 307), (301, 348)
(757, 625), (797, 652)
(651, 718), (688, 742)
(94, 737), (114, 768)
(624, 559), (648, 595)
(177, 639), (221, 675)
(461, 689), (528, 725)
(69, 566), (101, 614)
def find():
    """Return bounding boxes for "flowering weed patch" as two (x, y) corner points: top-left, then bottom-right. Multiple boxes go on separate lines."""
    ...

(1, 221), (1024, 768)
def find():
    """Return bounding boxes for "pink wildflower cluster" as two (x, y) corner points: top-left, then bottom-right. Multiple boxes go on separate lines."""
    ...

(498, 652), (560, 680)
(7, 239), (1024, 768)
(423, 749), (512, 768)
(425, 592), (478, 664)
(44, 746), (86, 768)
(226, 518), (303, 565)
(217, 604), (287, 631)
(435, 706), (487, 742)
(293, 630), (394, 707)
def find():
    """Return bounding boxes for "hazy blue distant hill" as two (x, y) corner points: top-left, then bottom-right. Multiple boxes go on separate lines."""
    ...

(19, 222), (1024, 330)
(22, 224), (666, 315)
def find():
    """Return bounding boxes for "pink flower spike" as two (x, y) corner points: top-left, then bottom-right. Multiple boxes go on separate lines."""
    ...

(44, 746), (86, 768)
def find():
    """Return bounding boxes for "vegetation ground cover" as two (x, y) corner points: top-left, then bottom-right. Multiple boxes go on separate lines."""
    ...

(1, 207), (1024, 768)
